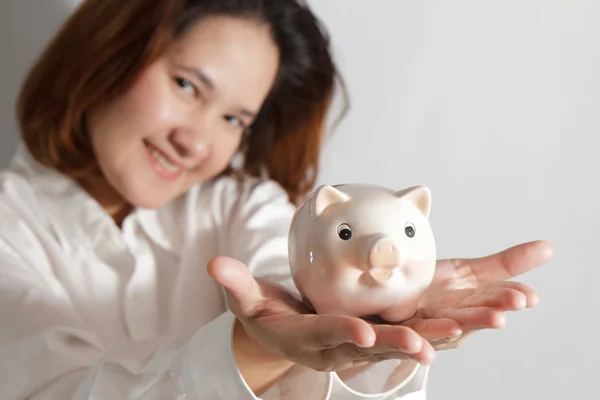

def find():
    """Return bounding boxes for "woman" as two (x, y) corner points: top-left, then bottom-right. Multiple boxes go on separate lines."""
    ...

(0, 0), (552, 399)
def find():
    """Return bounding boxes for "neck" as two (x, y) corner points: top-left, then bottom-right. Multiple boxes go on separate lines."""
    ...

(78, 175), (132, 227)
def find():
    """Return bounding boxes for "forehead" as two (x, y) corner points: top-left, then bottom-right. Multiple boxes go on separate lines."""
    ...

(166, 15), (280, 107)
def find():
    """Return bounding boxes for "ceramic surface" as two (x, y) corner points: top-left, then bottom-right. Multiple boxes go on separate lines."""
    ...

(288, 184), (436, 322)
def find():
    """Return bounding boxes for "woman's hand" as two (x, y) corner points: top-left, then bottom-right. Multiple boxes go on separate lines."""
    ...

(402, 240), (553, 350)
(207, 256), (439, 374)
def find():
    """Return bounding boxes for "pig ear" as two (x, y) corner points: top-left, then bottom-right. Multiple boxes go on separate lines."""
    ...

(395, 186), (431, 217)
(311, 185), (351, 217)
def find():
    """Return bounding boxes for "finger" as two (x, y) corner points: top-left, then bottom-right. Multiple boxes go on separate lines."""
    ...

(430, 331), (475, 351)
(372, 325), (436, 364)
(371, 324), (424, 354)
(207, 256), (263, 317)
(461, 240), (553, 282)
(492, 281), (539, 307)
(364, 341), (436, 365)
(302, 314), (376, 350)
(336, 326), (436, 365)
(467, 282), (539, 310)
(415, 339), (436, 365)
(402, 318), (463, 341)
(428, 307), (506, 330)
(461, 287), (526, 311)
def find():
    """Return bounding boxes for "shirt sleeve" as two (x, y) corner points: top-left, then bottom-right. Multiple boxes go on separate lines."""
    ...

(0, 242), (253, 399)
(219, 176), (429, 400)
(0, 204), (266, 400)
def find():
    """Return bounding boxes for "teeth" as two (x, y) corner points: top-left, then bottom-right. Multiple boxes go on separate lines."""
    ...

(149, 146), (181, 173)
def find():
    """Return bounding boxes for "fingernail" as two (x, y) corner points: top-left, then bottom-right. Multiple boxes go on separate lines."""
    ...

(528, 295), (540, 308)
(355, 333), (376, 348)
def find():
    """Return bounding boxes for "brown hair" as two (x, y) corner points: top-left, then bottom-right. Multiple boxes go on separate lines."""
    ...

(16, 0), (347, 204)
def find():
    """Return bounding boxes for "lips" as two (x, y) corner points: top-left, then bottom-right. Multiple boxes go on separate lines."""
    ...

(144, 141), (182, 180)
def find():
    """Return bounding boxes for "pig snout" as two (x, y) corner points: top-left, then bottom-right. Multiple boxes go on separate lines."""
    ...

(368, 237), (401, 281)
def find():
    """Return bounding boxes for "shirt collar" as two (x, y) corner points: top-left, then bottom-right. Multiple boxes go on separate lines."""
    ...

(8, 144), (178, 253)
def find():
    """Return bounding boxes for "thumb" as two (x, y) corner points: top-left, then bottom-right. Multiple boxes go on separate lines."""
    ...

(207, 256), (264, 318)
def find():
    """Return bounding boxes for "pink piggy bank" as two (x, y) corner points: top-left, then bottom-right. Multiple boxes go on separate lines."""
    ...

(288, 184), (436, 322)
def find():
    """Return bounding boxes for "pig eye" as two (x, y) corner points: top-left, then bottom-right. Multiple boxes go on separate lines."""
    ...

(404, 222), (415, 238)
(337, 223), (352, 240)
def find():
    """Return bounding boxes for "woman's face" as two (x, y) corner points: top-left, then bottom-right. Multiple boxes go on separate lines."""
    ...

(86, 15), (279, 210)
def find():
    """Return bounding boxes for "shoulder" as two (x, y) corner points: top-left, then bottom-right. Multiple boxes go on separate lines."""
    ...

(0, 169), (53, 268)
(213, 174), (296, 219)
(0, 168), (47, 225)
(182, 174), (295, 218)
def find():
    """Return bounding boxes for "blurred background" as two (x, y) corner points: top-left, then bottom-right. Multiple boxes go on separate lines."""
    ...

(1, 1), (598, 399)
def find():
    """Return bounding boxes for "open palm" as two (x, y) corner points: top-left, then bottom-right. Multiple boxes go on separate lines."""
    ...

(402, 240), (553, 349)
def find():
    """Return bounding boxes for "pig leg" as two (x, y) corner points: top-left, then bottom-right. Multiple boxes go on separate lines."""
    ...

(377, 295), (422, 323)
(378, 309), (418, 323)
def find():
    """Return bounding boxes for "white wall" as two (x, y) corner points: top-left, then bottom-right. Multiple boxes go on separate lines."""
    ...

(1, 1), (598, 399)
(0, 0), (76, 167)
(308, 1), (599, 400)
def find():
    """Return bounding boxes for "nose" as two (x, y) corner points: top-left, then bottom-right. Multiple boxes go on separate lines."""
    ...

(169, 128), (208, 161)
(368, 236), (401, 273)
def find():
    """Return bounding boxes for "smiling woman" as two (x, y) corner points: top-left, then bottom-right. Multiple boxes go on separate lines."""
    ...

(17, 0), (339, 218)
(1, 0), (437, 398)
(0, 0), (551, 399)
(81, 15), (281, 215)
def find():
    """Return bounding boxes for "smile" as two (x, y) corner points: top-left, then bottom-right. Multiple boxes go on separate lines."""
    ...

(145, 141), (182, 180)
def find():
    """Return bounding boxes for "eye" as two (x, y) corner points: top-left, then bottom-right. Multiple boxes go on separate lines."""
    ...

(337, 223), (352, 240)
(224, 115), (244, 129)
(174, 77), (197, 96)
(404, 222), (415, 238)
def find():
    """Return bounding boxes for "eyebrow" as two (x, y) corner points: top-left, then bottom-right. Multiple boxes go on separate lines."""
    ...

(176, 64), (257, 120)
(179, 64), (215, 90)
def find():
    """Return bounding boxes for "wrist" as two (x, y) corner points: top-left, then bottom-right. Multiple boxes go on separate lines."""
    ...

(232, 317), (295, 396)
(232, 318), (282, 361)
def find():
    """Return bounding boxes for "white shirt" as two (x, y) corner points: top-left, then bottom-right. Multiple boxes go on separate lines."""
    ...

(0, 145), (429, 400)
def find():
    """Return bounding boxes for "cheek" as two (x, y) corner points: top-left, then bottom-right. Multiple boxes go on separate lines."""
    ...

(107, 65), (175, 133)
(211, 134), (244, 169)
(88, 94), (150, 151)
(119, 75), (175, 133)
(182, 135), (241, 186)
(87, 76), (174, 177)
